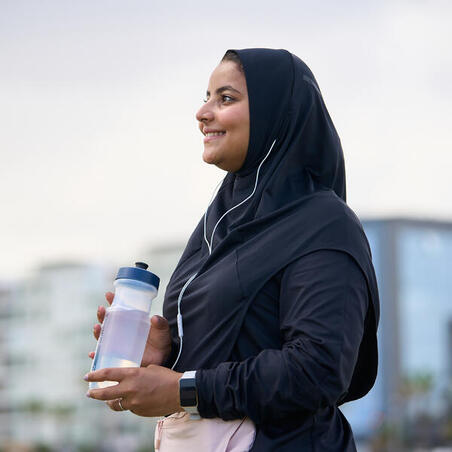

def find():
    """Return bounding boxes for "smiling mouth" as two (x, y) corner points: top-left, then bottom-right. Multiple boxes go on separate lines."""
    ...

(205, 131), (226, 137)
(204, 131), (226, 143)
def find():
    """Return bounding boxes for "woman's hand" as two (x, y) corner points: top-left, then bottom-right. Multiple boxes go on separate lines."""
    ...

(90, 292), (172, 367)
(85, 365), (183, 417)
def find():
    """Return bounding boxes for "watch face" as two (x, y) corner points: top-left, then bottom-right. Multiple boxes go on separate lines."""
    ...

(180, 377), (198, 407)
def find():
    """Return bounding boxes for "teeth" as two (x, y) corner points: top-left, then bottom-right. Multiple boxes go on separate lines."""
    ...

(206, 132), (225, 137)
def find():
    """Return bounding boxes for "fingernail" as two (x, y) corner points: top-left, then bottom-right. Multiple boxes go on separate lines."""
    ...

(86, 391), (91, 398)
(155, 315), (166, 327)
(83, 374), (89, 381)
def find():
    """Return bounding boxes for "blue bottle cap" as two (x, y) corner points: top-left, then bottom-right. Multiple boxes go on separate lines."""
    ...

(115, 262), (160, 289)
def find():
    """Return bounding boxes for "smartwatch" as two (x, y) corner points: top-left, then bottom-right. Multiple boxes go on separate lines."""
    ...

(179, 370), (200, 420)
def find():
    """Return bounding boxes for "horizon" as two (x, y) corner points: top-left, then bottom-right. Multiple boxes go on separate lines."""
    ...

(1, 0), (451, 280)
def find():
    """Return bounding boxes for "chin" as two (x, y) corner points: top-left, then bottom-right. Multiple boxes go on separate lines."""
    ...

(202, 148), (220, 165)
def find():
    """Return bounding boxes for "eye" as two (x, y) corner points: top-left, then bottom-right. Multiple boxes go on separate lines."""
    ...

(222, 95), (234, 103)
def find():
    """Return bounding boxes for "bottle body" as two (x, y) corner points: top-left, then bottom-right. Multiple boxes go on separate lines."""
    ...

(89, 277), (158, 389)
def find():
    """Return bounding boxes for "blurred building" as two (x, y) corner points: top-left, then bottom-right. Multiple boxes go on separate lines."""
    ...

(1, 219), (451, 449)
(342, 218), (452, 439)
(0, 282), (16, 441)
(1, 261), (167, 450)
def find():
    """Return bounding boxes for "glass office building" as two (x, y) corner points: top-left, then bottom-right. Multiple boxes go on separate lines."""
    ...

(342, 219), (452, 439)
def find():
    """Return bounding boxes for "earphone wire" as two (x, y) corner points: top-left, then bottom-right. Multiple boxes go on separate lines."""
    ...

(203, 177), (225, 254)
(171, 138), (277, 369)
(171, 271), (198, 370)
(206, 139), (276, 255)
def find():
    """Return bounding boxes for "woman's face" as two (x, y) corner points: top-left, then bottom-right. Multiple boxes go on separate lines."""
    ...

(196, 60), (250, 172)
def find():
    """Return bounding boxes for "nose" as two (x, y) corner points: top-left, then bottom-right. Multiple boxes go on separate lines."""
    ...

(196, 101), (214, 123)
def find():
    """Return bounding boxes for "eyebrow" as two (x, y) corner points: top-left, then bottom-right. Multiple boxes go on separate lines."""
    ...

(206, 85), (242, 97)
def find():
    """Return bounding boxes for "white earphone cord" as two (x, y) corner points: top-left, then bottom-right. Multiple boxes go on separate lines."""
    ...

(203, 178), (224, 254)
(171, 272), (197, 370)
(204, 138), (277, 255)
(171, 138), (277, 370)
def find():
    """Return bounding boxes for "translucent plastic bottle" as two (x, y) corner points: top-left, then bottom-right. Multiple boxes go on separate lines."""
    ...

(89, 262), (160, 389)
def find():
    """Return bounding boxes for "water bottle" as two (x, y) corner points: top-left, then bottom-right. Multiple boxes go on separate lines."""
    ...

(89, 262), (160, 389)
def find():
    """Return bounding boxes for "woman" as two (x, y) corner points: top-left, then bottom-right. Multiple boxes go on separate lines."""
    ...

(86, 48), (380, 451)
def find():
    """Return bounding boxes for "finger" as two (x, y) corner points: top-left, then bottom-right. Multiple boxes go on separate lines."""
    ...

(150, 315), (169, 330)
(114, 398), (127, 411)
(88, 351), (95, 359)
(97, 305), (106, 324)
(105, 292), (114, 305)
(87, 385), (123, 401)
(149, 316), (172, 354)
(106, 400), (116, 411)
(85, 367), (137, 383)
(106, 399), (123, 412)
(93, 324), (101, 340)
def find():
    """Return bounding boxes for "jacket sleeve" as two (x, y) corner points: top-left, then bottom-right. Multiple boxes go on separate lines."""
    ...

(195, 249), (369, 423)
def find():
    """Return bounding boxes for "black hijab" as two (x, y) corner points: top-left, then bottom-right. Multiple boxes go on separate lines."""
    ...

(163, 48), (379, 404)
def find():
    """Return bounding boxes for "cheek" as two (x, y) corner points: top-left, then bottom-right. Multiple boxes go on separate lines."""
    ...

(233, 111), (250, 146)
(220, 105), (249, 131)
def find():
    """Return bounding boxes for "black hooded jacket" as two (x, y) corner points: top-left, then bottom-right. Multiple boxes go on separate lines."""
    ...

(163, 48), (380, 451)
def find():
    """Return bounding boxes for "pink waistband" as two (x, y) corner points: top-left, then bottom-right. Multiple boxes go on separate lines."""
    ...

(154, 412), (256, 452)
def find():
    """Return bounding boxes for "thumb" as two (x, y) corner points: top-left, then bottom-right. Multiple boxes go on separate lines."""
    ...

(150, 315), (169, 330)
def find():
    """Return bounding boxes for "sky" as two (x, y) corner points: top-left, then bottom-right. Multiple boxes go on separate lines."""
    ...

(1, 0), (451, 280)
